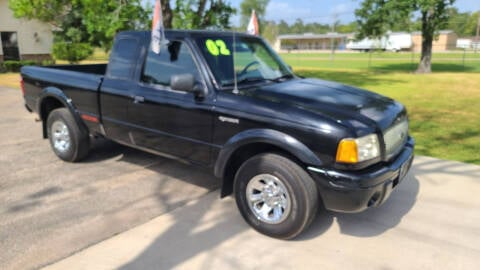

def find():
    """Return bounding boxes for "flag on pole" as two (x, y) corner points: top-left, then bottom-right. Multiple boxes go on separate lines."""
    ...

(151, 0), (168, 54)
(246, 10), (259, 36)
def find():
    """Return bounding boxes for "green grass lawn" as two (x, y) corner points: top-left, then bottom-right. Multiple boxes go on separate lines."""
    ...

(281, 52), (480, 73)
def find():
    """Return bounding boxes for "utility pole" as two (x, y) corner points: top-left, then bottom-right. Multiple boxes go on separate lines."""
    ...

(330, 13), (337, 61)
(475, 12), (480, 53)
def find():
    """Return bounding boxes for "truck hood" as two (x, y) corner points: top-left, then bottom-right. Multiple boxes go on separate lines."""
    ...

(242, 78), (406, 132)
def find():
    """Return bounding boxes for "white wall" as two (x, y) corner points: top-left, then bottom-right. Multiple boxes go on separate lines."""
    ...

(0, 0), (53, 56)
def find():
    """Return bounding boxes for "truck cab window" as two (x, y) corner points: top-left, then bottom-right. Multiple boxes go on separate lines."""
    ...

(107, 38), (139, 79)
(141, 41), (199, 89)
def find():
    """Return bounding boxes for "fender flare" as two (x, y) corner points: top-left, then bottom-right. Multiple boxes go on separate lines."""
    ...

(37, 87), (85, 138)
(214, 128), (323, 179)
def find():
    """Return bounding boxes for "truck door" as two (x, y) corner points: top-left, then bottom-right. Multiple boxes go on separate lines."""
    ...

(100, 36), (141, 143)
(128, 40), (214, 165)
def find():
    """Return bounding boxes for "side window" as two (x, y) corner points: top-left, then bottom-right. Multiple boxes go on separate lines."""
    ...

(141, 41), (200, 89)
(107, 38), (139, 79)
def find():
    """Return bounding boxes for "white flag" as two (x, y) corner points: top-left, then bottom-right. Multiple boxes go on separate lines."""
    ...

(247, 10), (259, 35)
(151, 0), (168, 54)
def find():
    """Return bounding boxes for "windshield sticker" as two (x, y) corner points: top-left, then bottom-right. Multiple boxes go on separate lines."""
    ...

(206, 39), (231, 56)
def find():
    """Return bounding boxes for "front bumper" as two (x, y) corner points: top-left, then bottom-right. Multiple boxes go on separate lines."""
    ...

(308, 137), (414, 213)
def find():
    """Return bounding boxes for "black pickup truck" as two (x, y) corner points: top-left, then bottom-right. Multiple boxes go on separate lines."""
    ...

(21, 30), (414, 239)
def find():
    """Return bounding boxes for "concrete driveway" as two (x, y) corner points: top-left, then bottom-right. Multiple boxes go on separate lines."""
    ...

(1, 86), (480, 270)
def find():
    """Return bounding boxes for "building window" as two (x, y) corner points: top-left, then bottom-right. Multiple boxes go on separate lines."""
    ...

(1, 32), (20, 61)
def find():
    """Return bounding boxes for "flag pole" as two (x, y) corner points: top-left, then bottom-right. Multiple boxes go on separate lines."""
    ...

(232, 30), (239, 94)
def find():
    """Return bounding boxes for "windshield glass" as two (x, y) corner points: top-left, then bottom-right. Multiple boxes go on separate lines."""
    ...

(195, 35), (293, 87)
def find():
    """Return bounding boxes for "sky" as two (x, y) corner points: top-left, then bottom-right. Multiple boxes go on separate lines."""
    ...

(227, 0), (480, 26)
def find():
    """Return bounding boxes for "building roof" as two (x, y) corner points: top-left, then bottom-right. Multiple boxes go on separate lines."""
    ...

(278, 33), (350, 40)
(411, 30), (455, 35)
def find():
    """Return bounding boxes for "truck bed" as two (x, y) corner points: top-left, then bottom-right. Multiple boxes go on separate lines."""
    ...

(47, 64), (107, 75)
(21, 64), (106, 118)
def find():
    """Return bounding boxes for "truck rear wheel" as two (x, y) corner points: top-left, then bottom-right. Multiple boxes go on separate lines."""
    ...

(234, 153), (318, 239)
(46, 108), (90, 162)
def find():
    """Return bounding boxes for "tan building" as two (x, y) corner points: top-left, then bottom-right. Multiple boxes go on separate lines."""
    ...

(0, 0), (53, 62)
(412, 30), (458, 52)
(274, 33), (351, 52)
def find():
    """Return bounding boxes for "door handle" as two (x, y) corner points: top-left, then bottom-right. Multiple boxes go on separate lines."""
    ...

(132, 95), (145, 104)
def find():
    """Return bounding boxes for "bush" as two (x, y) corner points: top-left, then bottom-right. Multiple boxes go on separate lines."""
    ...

(52, 42), (93, 64)
(41, 59), (56, 66)
(3, 60), (37, 72)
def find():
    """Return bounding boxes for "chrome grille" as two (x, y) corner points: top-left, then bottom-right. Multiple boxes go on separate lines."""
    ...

(383, 120), (408, 158)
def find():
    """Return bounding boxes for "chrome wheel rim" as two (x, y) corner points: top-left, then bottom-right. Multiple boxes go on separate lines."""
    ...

(51, 121), (70, 153)
(246, 174), (291, 224)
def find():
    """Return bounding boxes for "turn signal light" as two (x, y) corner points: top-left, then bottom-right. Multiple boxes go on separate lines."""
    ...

(336, 139), (358, 163)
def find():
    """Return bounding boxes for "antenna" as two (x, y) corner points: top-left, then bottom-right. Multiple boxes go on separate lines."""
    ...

(232, 30), (239, 94)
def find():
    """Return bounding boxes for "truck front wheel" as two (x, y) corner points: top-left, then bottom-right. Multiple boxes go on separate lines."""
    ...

(46, 108), (90, 162)
(234, 153), (318, 239)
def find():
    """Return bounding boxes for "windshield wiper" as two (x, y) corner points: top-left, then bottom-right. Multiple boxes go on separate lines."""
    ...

(271, 74), (295, 82)
(223, 74), (295, 87)
(223, 77), (272, 87)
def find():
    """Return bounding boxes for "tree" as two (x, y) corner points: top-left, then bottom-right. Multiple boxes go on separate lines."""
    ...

(9, 0), (150, 57)
(290, 19), (305, 34)
(240, 0), (269, 33)
(355, 0), (455, 73)
(446, 7), (470, 36)
(81, 0), (151, 50)
(262, 20), (278, 44)
(277, 20), (290, 35)
(442, 8), (480, 37)
(466, 12), (479, 37)
(161, 0), (174, 28)
(172, 0), (236, 29)
(336, 22), (358, 33)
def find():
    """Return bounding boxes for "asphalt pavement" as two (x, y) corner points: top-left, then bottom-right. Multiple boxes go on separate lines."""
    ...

(1, 86), (480, 270)
(0, 87), (219, 270)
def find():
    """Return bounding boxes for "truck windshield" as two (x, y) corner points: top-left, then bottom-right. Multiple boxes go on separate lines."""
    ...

(195, 35), (293, 88)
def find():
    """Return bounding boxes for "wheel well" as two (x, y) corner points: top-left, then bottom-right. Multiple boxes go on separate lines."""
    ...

(220, 142), (304, 197)
(40, 97), (65, 138)
(41, 97), (64, 121)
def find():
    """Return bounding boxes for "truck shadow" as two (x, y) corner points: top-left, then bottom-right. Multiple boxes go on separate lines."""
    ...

(85, 141), (249, 270)
(88, 139), (249, 269)
(297, 171), (420, 240)
(82, 138), (154, 163)
(369, 63), (477, 73)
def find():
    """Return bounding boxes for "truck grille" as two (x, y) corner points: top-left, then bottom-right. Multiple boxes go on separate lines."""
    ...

(383, 120), (408, 159)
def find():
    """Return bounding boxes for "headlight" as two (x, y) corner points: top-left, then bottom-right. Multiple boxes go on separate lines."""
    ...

(336, 134), (380, 163)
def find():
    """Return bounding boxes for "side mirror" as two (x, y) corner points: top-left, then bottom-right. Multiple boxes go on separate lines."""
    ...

(170, 74), (195, 92)
(170, 73), (207, 100)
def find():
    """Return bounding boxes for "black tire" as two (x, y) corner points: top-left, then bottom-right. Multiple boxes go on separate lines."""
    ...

(234, 153), (318, 239)
(46, 108), (90, 162)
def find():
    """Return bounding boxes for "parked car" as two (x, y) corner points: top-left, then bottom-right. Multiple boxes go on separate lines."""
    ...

(21, 30), (414, 239)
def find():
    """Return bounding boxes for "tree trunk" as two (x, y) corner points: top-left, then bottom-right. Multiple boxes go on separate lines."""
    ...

(196, 0), (208, 27)
(161, 0), (173, 28)
(416, 33), (433, 73)
(416, 11), (434, 73)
